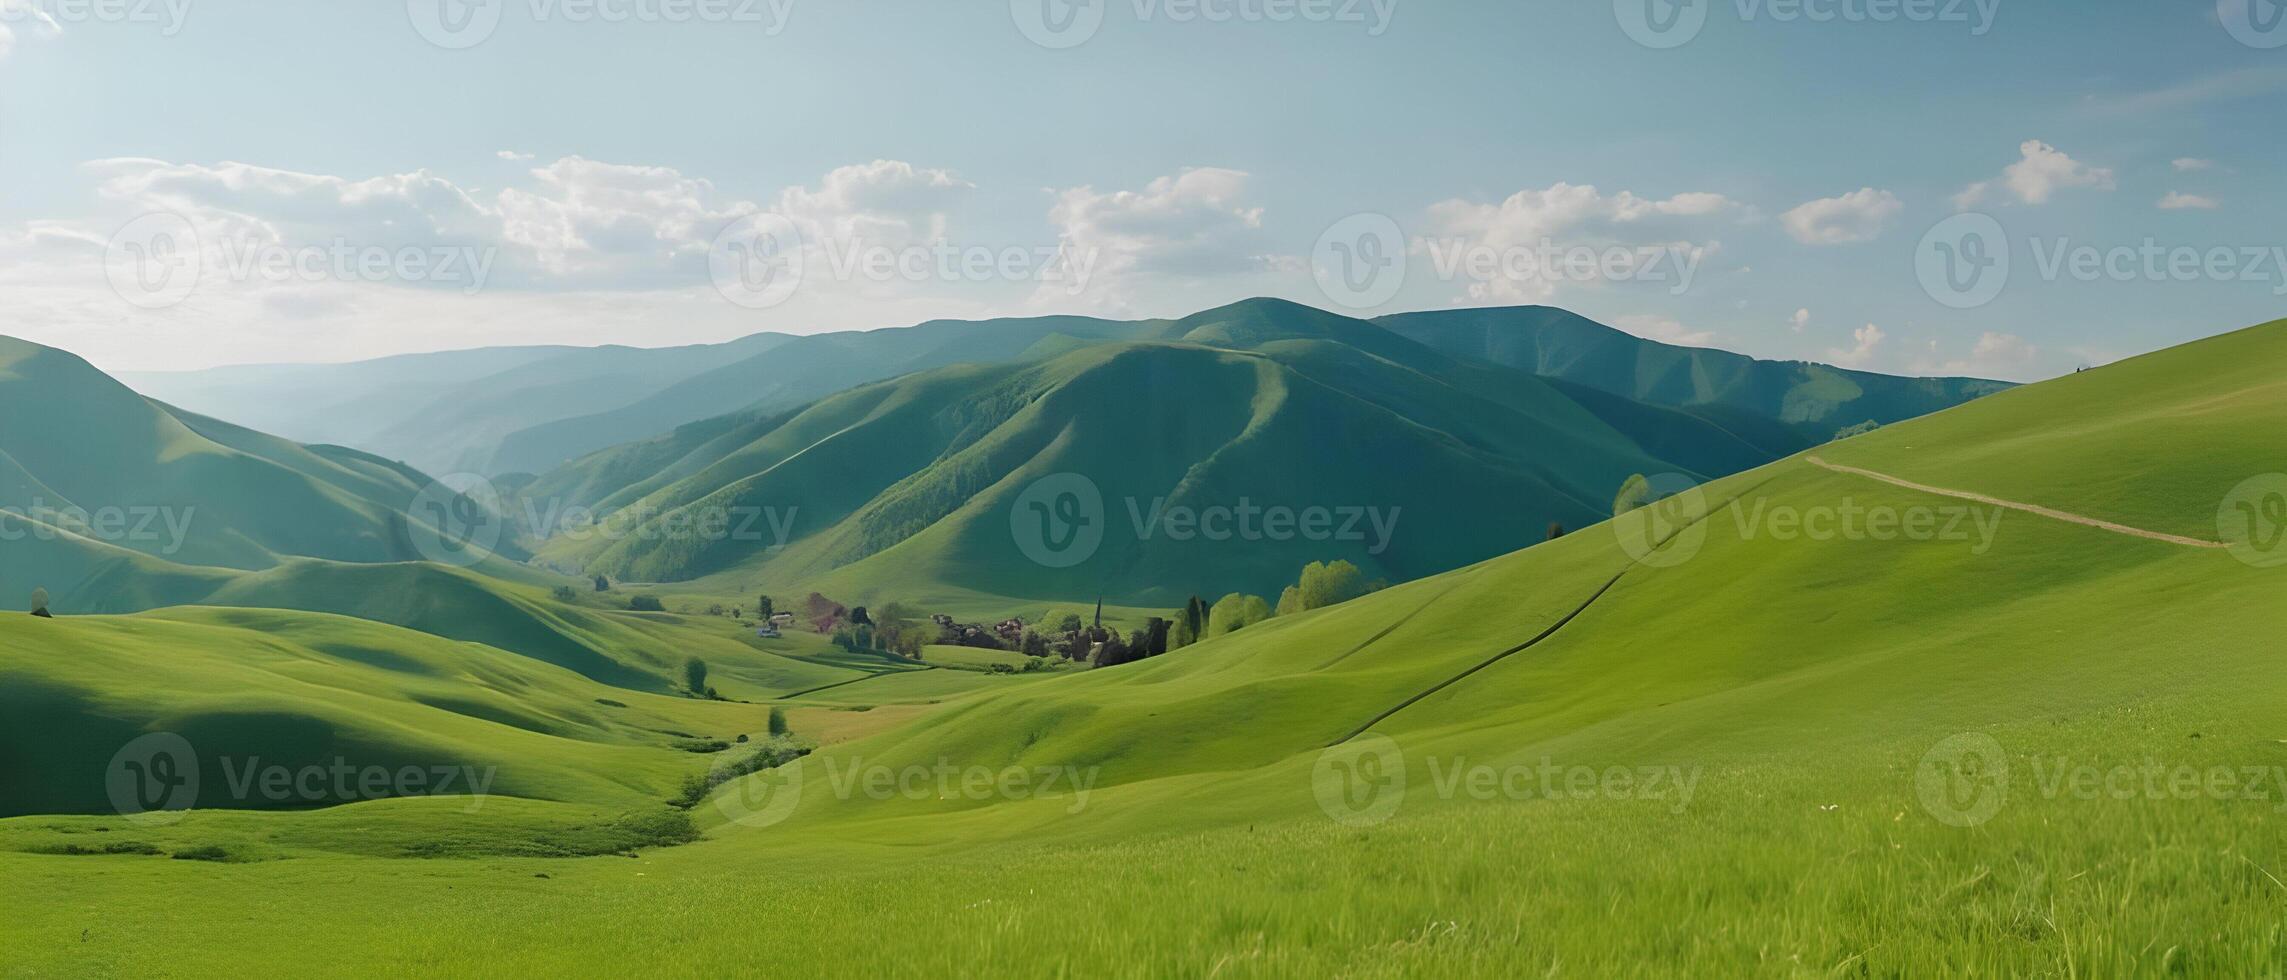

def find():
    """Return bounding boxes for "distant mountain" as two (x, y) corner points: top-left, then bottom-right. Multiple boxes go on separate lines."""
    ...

(486, 315), (1161, 475)
(120, 334), (792, 477)
(123, 304), (2010, 484)
(1375, 306), (2014, 441)
(524, 299), (1786, 605)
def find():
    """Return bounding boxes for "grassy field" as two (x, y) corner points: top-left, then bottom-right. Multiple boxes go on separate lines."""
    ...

(4, 320), (2285, 975)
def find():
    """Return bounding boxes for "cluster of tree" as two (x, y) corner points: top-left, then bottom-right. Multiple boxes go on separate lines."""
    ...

(829, 602), (930, 660)
(628, 594), (666, 612)
(1114, 559), (1383, 665)
(1274, 560), (1378, 617)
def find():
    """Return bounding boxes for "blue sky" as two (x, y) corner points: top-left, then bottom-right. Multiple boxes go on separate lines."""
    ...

(0, 0), (2280, 376)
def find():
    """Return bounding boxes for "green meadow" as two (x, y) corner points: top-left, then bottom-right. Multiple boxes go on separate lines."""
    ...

(5, 316), (2286, 975)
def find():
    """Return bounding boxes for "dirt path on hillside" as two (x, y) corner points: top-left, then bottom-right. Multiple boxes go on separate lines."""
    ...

(1806, 455), (2226, 550)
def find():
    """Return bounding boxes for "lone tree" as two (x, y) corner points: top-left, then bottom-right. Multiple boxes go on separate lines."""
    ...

(756, 595), (774, 621)
(29, 587), (52, 618)
(1547, 521), (1567, 540)
(593, 574), (611, 593)
(683, 657), (709, 695)
(767, 706), (790, 737)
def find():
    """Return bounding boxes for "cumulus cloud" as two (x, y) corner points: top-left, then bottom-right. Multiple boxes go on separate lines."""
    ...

(0, 155), (1026, 368)
(71, 155), (980, 291)
(1043, 167), (1275, 292)
(774, 158), (972, 248)
(1955, 141), (2116, 209)
(1416, 182), (1740, 303)
(497, 150), (535, 161)
(1780, 188), (1902, 245)
(1825, 323), (1885, 369)
(2158, 191), (2218, 210)
(2172, 157), (2214, 172)
(1789, 308), (1810, 333)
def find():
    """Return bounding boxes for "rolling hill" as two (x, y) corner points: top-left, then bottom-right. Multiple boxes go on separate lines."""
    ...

(0, 336), (522, 573)
(1376, 305), (2015, 443)
(522, 299), (1794, 605)
(121, 303), (2006, 482)
(5, 316), (2279, 975)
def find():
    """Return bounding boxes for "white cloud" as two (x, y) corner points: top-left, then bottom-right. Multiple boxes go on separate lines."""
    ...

(1611, 314), (1715, 348)
(2158, 191), (2218, 210)
(2172, 157), (2214, 172)
(1955, 141), (2116, 209)
(1417, 182), (1741, 303)
(774, 158), (972, 248)
(1789, 308), (1810, 333)
(1825, 323), (1885, 369)
(1779, 188), (1902, 245)
(0, 155), (1041, 369)
(497, 150), (535, 161)
(1042, 167), (1276, 303)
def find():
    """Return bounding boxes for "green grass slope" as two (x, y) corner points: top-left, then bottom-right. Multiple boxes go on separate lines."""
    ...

(0, 606), (776, 822)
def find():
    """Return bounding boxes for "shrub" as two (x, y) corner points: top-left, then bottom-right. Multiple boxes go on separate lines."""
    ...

(552, 585), (580, 602)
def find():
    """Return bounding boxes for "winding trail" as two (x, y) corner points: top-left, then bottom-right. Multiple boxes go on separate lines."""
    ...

(1806, 455), (2225, 550)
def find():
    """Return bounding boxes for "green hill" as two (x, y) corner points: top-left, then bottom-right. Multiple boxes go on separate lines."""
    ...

(526, 299), (1782, 605)
(0, 336), (523, 574)
(121, 303), (2002, 482)
(1376, 305), (2015, 442)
